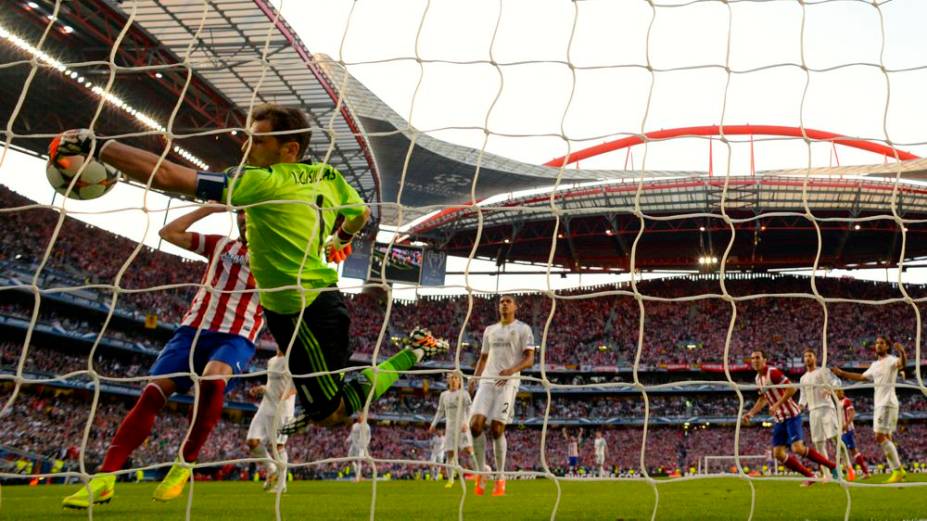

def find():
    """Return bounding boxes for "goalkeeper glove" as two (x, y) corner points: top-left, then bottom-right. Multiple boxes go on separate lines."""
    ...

(48, 129), (109, 166)
(325, 227), (356, 263)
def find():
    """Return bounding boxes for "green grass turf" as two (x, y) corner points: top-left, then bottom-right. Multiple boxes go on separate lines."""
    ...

(2, 474), (925, 521)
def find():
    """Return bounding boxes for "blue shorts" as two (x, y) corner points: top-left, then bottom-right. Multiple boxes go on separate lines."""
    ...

(841, 431), (857, 451)
(149, 326), (255, 393)
(771, 416), (804, 447)
(568, 456), (578, 467)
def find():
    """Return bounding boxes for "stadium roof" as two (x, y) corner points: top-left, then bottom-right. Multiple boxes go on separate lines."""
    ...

(6, 1), (927, 271)
(0, 0), (380, 211)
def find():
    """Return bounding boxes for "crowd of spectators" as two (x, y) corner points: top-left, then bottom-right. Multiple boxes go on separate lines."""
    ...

(4, 184), (927, 481)
(0, 342), (260, 403)
(368, 389), (927, 421)
(5, 184), (927, 370)
(3, 389), (926, 480)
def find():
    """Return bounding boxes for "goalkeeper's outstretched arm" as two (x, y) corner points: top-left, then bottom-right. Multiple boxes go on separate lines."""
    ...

(99, 140), (199, 196)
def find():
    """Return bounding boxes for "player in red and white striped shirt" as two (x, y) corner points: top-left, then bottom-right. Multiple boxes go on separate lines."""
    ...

(835, 388), (871, 479)
(63, 205), (264, 508)
(742, 350), (837, 486)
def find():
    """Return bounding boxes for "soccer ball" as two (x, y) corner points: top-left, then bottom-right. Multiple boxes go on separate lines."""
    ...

(46, 154), (119, 200)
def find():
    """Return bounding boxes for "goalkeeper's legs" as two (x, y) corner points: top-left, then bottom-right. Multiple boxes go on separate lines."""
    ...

(265, 290), (446, 430)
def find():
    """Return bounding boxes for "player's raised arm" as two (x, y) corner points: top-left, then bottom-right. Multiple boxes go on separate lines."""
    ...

(158, 205), (225, 250)
(100, 140), (200, 195)
(893, 342), (907, 370)
(832, 367), (867, 382)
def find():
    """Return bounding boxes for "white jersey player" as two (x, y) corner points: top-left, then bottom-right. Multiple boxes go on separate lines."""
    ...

(469, 295), (535, 497)
(429, 372), (480, 487)
(347, 416), (371, 482)
(246, 352), (296, 493)
(593, 431), (608, 477)
(833, 336), (908, 483)
(798, 350), (841, 479)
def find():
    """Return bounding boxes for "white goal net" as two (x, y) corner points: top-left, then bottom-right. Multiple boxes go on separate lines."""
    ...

(1, 1), (926, 521)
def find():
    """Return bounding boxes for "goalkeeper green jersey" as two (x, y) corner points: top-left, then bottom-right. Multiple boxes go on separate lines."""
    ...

(219, 162), (365, 314)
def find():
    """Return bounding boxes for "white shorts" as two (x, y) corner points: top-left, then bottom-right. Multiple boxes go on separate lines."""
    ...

(444, 429), (473, 451)
(873, 406), (899, 434)
(595, 454), (606, 466)
(809, 409), (840, 443)
(430, 452), (445, 464)
(247, 410), (291, 445)
(348, 446), (369, 459)
(471, 381), (518, 424)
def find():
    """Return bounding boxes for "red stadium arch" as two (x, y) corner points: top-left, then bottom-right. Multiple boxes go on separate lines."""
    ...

(544, 125), (920, 168)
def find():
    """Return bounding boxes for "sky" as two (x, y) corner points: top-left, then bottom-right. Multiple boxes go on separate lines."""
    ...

(2, 0), (927, 297)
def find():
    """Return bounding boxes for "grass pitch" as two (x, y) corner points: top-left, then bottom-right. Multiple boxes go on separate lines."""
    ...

(2, 475), (926, 520)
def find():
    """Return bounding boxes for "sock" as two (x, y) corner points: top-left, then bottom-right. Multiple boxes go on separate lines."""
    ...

(784, 454), (814, 478)
(343, 349), (418, 415)
(277, 447), (288, 483)
(813, 441), (830, 473)
(353, 461), (361, 479)
(468, 451), (479, 473)
(804, 447), (836, 470)
(854, 453), (870, 475)
(493, 434), (507, 481)
(473, 433), (486, 477)
(445, 453), (455, 482)
(813, 441), (828, 460)
(250, 443), (269, 478)
(880, 440), (902, 470)
(181, 379), (226, 463)
(100, 384), (167, 472)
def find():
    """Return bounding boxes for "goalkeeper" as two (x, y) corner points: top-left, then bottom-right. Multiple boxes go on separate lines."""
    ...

(50, 105), (447, 432)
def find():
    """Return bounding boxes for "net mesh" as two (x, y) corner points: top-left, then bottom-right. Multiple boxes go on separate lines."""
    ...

(1, 1), (926, 520)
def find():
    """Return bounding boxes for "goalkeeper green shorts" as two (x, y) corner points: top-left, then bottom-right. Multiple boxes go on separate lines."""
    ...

(263, 288), (352, 422)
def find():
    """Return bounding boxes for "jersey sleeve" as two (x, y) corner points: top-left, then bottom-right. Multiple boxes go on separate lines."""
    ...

(189, 233), (221, 258)
(862, 362), (877, 382)
(331, 167), (366, 219)
(770, 368), (790, 385)
(431, 393), (446, 428)
(797, 377), (807, 408)
(522, 324), (536, 351)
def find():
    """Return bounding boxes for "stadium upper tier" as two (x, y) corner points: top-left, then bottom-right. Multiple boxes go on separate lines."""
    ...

(8, 2), (927, 271)
(0, 0), (378, 209)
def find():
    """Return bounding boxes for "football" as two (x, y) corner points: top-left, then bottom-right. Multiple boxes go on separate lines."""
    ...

(46, 153), (120, 200)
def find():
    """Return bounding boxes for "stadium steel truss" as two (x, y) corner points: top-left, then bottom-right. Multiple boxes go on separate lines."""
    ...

(4, 1), (927, 272)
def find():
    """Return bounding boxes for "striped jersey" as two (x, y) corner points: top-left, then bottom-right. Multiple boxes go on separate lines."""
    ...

(840, 397), (855, 432)
(180, 233), (263, 342)
(755, 365), (801, 422)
